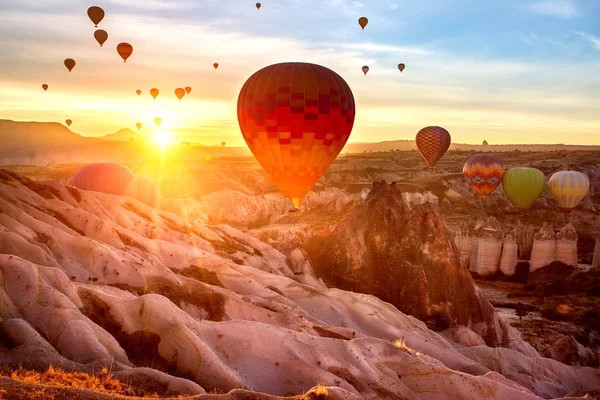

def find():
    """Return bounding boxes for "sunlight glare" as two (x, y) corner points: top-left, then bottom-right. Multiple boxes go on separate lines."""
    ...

(154, 131), (172, 149)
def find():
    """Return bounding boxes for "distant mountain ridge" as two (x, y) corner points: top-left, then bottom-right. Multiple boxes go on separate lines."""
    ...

(100, 128), (141, 142)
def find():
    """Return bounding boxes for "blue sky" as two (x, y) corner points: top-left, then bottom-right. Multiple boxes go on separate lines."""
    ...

(0, 0), (599, 145)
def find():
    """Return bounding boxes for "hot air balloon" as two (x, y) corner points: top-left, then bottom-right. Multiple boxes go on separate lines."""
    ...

(213, 63), (219, 69)
(136, 122), (142, 131)
(94, 29), (108, 47)
(42, 84), (48, 91)
(237, 62), (356, 207)
(135, 175), (160, 208)
(175, 88), (185, 101)
(116, 42), (133, 62)
(256, 2), (261, 9)
(463, 154), (505, 199)
(185, 86), (192, 95)
(64, 58), (76, 72)
(136, 89), (141, 96)
(221, 141), (226, 147)
(71, 163), (137, 197)
(398, 63), (405, 72)
(87, 6), (105, 27)
(502, 167), (545, 209)
(154, 117), (162, 127)
(548, 170), (590, 214)
(362, 65), (369, 75)
(358, 17), (368, 30)
(415, 126), (451, 167)
(150, 88), (159, 99)
(65, 119), (72, 127)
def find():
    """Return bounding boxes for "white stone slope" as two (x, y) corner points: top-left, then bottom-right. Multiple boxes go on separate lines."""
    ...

(0, 171), (599, 400)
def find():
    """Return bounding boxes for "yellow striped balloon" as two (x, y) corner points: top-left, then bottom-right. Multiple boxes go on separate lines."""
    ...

(548, 170), (590, 214)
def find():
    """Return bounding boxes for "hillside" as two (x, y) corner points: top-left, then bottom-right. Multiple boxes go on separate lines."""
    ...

(100, 128), (142, 142)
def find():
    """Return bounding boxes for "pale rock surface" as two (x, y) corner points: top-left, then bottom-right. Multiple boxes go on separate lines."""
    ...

(555, 224), (579, 267)
(500, 229), (519, 277)
(530, 224), (557, 272)
(469, 216), (503, 277)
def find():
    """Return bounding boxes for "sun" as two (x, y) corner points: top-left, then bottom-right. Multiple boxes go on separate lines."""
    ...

(154, 131), (172, 149)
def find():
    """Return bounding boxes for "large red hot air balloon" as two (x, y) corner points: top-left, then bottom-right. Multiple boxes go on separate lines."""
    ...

(135, 175), (160, 208)
(116, 42), (133, 62)
(71, 163), (137, 197)
(237, 62), (356, 207)
(416, 126), (451, 167)
(463, 154), (505, 199)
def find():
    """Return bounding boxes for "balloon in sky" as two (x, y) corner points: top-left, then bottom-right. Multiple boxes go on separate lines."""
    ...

(94, 29), (108, 47)
(362, 65), (369, 75)
(175, 88), (185, 101)
(502, 167), (545, 209)
(116, 42), (133, 62)
(237, 62), (356, 207)
(65, 119), (72, 127)
(87, 6), (105, 27)
(548, 170), (590, 214)
(463, 154), (505, 199)
(134, 175), (160, 208)
(42, 84), (48, 91)
(185, 86), (192, 95)
(64, 58), (76, 72)
(136, 122), (142, 131)
(221, 141), (226, 147)
(150, 88), (159, 99)
(256, 2), (261, 9)
(398, 63), (406, 72)
(213, 63), (219, 69)
(415, 126), (451, 167)
(358, 17), (368, 30)
(71, 163), (137, 197)
(154, 117), (162, 127)
(136, 89), (141, 96)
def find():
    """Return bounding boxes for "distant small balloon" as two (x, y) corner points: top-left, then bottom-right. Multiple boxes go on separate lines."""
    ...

(64, 58), (76, 72)
(175, 88), (185, 101)
(65, 119), (72, 127)
(213, 63), (219, 69)
(185, 86), (192, 95)
(87, 6), (105, 28)
(150, 88), (159, 99)
(358, 17), (368, 30)
(362, 65), (369, 75)
(136, 122), (142, 131)
(136, 89), (141, 96)
(94, 29), (108, 47)
(398, 63), (405, 72)
(154, 117), (162, 127)
(256, 2), (261, 9)
(221, 141), (226, 147)
(42, 84), (48, 91)
(116, 42), (133, 62)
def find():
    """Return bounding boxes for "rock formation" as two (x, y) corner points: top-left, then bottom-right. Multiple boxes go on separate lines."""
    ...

(593, 229), (600, 269)
(500, 229), (518, 277)
(516, 223), (536, 261)
(469, 216), (503, 278)
(555, 223), (579, 267)
(530, 224), (556, 273)
(454, 222), (472, 269)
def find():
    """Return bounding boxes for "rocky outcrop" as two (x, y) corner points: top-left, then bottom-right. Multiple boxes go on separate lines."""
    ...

(454, 222), (472, 269)
(306, 181), (517, 347)
(516, 223), (536, 261)
(530, 224), (556, 273)
(500, 229), (518, 277)
(543, 335), (599, 367)
(556, 224), (579, 267)
(593, 230), (600, 269)
(469, 217), (503, 278)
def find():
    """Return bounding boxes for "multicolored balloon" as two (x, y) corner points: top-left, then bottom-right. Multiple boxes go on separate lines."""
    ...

(398, 63), (405, 72)
(72, 163), (137, 196)
(64, 58), (76, 72)
(463, 154), (505, 199)
(116, 43), (133, 62)
(87, 6), (105, 28)
(237, 62), (356, 207)
(362, 65), (369, 75)
(358, 17), (368, 30)
(65, 119), (72, 127)
(415, 126), (451, 167)
(42, 84), (48, 91)
(548, 170), (590, 214)
(150, 88), (159, 99)
(502, 167), (545, 209)
(94, 29), (108, 47)
(175, 88), (185, 101)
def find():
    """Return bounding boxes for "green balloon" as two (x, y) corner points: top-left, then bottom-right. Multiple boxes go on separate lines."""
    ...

(502, 167), (546, 209)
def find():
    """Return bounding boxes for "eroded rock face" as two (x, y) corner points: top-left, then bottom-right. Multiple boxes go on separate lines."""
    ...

(306, 181), (511, 347)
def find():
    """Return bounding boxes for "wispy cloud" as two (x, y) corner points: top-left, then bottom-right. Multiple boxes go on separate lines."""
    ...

(525, 0), (580, 18)
(575, 31), (600, 50)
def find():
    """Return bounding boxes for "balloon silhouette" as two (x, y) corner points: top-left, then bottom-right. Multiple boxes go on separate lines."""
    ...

(136, 122), (142, 131)
(94, 29), (108, 47)
(398, 63), (405, 72)
(256, 2), (261, 9)
(415, 126), (451, 167)
(116, 42), (133, 62)
(154, 117), (162, 127)
(65, 119), (72, 127)
(221, 141), (226, 147)
(463, 154), (505, 199)
(175, 88), (185, 101)
(136, 89), (141, 96)
(361, 65), (369, 75)
(185, 86), (192, 95)
(548, 170), (590, 214)
(358, 17), (368, 30)
(64, 58), (76, 72)
(502, 167), (546, 209)
(87, 6), (105, 28)
(213, 63), (219, 69)
(42, 84), (48, 91)
(72, 163), (137, 196)
(150, 88), (159, 99)
(237, 62), (356, 207)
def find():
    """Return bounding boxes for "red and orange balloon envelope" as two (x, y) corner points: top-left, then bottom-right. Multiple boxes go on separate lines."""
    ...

(463, 154), (505, 199)
(94, 29), (108, 47)
(72, 163), (136, 196)
(175, 88), (185, 101)
(65, 119), (72, 127)
(398, 63), (405, 72)
(256, 2), (261, 9)
(362, 65), (369, 75)
(150, 88), (159, 99)
(87, 6), (105, 28)
(136, 89), (141, 96)
(136, 122), (142, 131)
(358, 17), (368, 30)
(64, 58), (76, 72)
(415, 126), (451, 167)
(42, 84), (48, 91)
(237, 62), (356, 207)
(213, 63), (219, 69)
(185, 86), (192, 95)
(117, 42), (133, 62)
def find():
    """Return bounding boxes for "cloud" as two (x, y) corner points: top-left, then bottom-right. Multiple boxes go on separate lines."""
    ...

(525, 0), (579, 18)
(574, 31), (600, 50)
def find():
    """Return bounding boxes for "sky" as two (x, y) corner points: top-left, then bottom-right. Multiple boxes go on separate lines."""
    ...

(0, 0), (599, 146)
